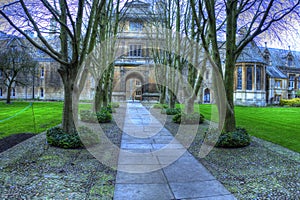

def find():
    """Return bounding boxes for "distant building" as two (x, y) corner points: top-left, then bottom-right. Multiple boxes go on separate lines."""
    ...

(1, 0), (300, 106)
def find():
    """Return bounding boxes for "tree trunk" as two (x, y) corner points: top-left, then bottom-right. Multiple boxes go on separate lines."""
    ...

(224, 0), (238, 132)
(6, 86), (11, 104)
(58, 65), (78, 134)
(61, 77), (77, 134)
(94, 78), (104, 113)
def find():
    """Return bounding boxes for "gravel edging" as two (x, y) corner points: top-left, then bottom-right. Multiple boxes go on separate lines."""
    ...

(0, 121), (123, 200)
(163, 115), (300, 200)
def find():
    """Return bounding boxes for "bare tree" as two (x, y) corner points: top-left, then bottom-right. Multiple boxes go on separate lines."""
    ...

(0, 36), (37, 104)
(0, 0), (107, 133)
(190, 0), (300, 132)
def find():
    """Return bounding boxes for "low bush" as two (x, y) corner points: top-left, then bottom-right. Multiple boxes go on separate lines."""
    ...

(80, 109), (112, 123)
(110, 102), (120, 108)
(165, 108), (181, 115)
(153, 103), (168, 109)
(77, 126), (101, 147)
(101, 105), (116, 113)
(96, 110), (112, 123)
(46, 127), (83, 149)
(80, 110), (97, 123)
(279, 98), (300, 107)
(172, 112), (205, 124)
(216, 127), (251, 148)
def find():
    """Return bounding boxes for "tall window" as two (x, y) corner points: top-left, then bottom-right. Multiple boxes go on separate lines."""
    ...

(40, 88), (44, 98)
(275, 95), (281, 103)
(204, 88), (210, 103)
(256, 67), (261, 90)
(0, 88), (2, 97)
(289, 75), (295, 88)
(0, 70), (2, 78)
(12, 88), (15, 97)
(246, 67), (252, 90)
(237, 67), (242, 89)
(206, 70), (209, 79)
(129, 44), (142, 57)
(40, 67), (44, 78)
(288, 58), (293, 67)
(129, 21), (143, 31)
(275, 80), (281, 88)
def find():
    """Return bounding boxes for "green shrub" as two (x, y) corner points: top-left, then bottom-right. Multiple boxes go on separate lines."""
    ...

(96, 110), (112, 123)
(279, 98), (300, 107)
(46, 127), (83, 149)
(80, 110), (98, 123)
(165, 108), (181, 115)
(172, 112), (205, 124)
(101, 105), (116, 113)
(153, 103), (168, 109)
(77, 126), (100, 147)
(216, 128), (251, 148)
(110, 102), (120, 108)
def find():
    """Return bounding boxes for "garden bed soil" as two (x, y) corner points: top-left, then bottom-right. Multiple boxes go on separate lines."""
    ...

(0, 133), (35, 153)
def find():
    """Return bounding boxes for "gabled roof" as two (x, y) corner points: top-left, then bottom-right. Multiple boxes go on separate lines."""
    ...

(121, 0), (152, 20)
(261, 47), (300, 68)
(236, 41), (266, 64)
(266, 66), (287, 79)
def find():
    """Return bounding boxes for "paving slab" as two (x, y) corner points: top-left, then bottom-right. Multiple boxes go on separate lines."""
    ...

(113, 102), (236, 200)
(114, 183), (174, 200)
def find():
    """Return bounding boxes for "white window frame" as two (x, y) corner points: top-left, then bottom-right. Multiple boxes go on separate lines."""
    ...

(129, 44), (142, 57)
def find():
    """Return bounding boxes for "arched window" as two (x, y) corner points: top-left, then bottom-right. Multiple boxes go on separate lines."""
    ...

(40, 88), (44, 98)
(204, 88), (210, 103)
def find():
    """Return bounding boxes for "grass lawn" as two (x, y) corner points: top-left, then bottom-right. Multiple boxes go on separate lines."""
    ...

(196, 104), (300, 153)
(0, 101), (63, 139)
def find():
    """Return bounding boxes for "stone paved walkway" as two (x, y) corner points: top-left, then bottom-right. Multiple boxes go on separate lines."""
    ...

(113, 103), (236, 200)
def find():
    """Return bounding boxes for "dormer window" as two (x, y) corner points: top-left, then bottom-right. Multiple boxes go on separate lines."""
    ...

(129, 21), (143, 31)
(288, 57), (293, 67)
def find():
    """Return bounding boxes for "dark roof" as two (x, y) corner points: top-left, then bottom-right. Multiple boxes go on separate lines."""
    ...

(236, 41), (266, 64)
(122, 0), (153, 20)
(266, 66), (287, 79)
(261, 47), (300, 68)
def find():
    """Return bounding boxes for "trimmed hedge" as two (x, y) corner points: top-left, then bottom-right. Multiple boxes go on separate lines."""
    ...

(279, 98), (300, 107)
(216, 127), (251, 148)
(172, 112), (205, 124)
(46, 127), (83, 149)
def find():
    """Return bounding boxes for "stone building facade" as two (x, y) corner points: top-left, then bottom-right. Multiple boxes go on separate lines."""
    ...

(1, 0), (300, 106)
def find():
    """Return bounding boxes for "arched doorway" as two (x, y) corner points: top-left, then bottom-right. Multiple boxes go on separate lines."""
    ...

(204, 88), (210, 103)
(125, 72), (144, 101)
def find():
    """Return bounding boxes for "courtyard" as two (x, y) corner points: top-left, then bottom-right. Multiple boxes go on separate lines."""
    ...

(0, 101), (299, 199)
